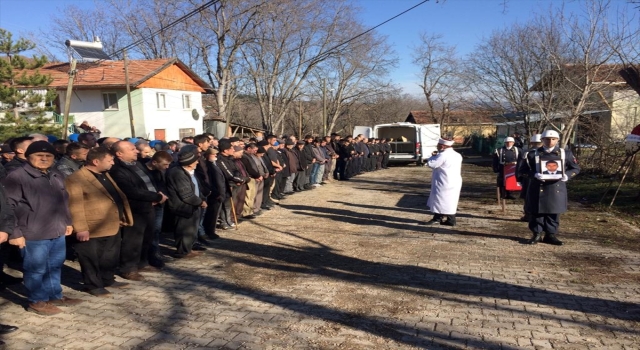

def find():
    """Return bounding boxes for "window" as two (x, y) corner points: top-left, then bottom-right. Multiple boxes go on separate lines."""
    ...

(179, 128), (195, 139)
(182, 94), (191, 109)
(156, 92), (167, 109)
(103, 93), (118, 110)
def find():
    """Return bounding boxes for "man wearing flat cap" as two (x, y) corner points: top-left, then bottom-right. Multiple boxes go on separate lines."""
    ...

(165, 151), (208, 258)
(2, 141), (82, 315)
(424, 138), (462, 226)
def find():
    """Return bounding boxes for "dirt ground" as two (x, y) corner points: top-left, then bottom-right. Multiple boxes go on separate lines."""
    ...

(1, 157), (639, 349)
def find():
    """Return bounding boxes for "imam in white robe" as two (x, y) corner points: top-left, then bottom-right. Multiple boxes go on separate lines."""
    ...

(426, 147), (463, 215)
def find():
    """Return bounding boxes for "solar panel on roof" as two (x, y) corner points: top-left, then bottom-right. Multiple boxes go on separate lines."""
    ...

(65, 39), (112, 62)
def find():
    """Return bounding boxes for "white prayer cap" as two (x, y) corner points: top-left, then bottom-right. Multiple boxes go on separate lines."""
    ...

(530, 134), (542, 143)
(504, 137), (515, 143)
(542, 130), (560, 139)
(438, 138), (454, 146)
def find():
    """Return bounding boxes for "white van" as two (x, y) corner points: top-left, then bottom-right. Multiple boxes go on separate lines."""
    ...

(353, 122), (441, 165)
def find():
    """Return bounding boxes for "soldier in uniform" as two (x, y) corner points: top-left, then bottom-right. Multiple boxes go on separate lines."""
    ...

(493, 136), (522, 200)
(520, 134), (542, 222)
(518, 130), (580, 246)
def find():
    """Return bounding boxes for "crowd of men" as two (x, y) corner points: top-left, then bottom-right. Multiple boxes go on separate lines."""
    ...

(0, 130), (393, 326)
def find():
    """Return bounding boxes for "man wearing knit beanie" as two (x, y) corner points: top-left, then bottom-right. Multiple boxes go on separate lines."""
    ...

(2, 141), (83, 315)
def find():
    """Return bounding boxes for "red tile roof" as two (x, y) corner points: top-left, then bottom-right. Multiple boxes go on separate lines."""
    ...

(14, 58), (212, 92)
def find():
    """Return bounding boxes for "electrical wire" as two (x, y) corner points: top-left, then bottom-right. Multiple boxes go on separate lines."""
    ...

(105, 0), (220, 60)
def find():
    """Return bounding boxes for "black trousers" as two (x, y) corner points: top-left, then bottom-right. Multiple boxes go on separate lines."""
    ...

(204, 196), (224, 236)
(383, 153), (390, 168)
(529, 214), (560, 234)
(173, 210), (200, 257)
(120, 210), (154, 274)
(75, 232), (121, 290)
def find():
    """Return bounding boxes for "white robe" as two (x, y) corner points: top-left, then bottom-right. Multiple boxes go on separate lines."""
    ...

(426, 148), (463, 215)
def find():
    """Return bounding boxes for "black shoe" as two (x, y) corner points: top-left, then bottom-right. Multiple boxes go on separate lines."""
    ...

(88, 287), (111, 297)
(543, 233), (564, 246)
(192, 242), (208, 251)
(206, 233), (220, 240)
(0, 324), (18, 335)
(528, 232), (544, 245)
(106, 281), (130, 288)
(520, 215), (529, 222)
(253, 210), (263, 216)
(505, 195), (517, 200)
(243, 214), (256, 220)
(197, 236), (213, 247)
(149, 259), (165, 268)
(440, 220), (456, 227)
(260, 206), (272, 211)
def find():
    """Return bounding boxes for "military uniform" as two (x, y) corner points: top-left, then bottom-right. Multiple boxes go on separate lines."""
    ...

(518, 145), (580, 244)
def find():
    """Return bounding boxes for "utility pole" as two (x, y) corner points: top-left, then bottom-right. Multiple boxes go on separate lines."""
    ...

(322, 79), (327, 136)
(298, 99), (303, 138)
(123, 49), (136, 137)
(62, 59), (77, 140)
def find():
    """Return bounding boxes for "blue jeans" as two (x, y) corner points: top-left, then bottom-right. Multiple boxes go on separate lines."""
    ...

(152, 205), (164, 253)
(310, 163), (321, 184)
(22, 235), (66, 303)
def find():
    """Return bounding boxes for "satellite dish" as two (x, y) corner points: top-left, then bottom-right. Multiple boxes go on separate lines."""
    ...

(192, 109), (200, 121)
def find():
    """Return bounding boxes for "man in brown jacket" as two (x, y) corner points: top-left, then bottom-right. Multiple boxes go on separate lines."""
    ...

(66, 148), (133, 297)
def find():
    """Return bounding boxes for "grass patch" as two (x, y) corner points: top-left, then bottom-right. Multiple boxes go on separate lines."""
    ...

(568, 174), (640, 223)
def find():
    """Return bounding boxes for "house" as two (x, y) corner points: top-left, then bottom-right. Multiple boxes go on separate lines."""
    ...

(404, 110), (494, 143)
(26, 58), (213, 141)
(530, 64), (640, 142)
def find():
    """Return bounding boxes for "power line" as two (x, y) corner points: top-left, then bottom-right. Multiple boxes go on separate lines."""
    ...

(105, 0), (220, 59)
(309, 0), (431, 65)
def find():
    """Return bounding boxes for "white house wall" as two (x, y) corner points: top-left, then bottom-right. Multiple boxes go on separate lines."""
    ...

(140, 88), (203, 141)
(58, 90), (108, 133)
(611, 90), (640, 139)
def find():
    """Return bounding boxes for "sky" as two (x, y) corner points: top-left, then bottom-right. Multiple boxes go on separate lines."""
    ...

(0, 0), (633, 96)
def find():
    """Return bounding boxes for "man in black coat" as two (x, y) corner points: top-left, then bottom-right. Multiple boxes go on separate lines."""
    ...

(144, 151), (173, 266)
(109, 141), (167, 280)
(294, 141), (308, 191)
(216, 141), (247, 228)
(165, 151), (208, 258)
(518, 130), (580, 246)
(0, 184), (19, 338)
(204, 148), (226, 238)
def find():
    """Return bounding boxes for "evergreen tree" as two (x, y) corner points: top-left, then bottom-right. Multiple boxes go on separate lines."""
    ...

(0, 28), (61, 140)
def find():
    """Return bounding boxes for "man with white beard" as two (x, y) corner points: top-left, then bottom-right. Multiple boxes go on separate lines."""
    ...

(423, 138), (463, 226)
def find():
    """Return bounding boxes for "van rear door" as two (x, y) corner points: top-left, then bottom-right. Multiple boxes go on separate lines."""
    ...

(418, 124), (441, 162)
(353, 126), (374, 138)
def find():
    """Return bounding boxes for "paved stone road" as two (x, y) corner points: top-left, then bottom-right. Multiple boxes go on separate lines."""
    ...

(1, 162), (639, 349)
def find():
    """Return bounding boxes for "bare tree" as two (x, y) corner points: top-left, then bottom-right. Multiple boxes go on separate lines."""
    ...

(240, 0), (357, 133)
(466, 23), (549, 137)
(308, 26), (398, 134)
(412, 33), (462, 128)
(187, 0), (265, 135)
(44, 2), (126, 60)
(532, 0), (622, 147)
